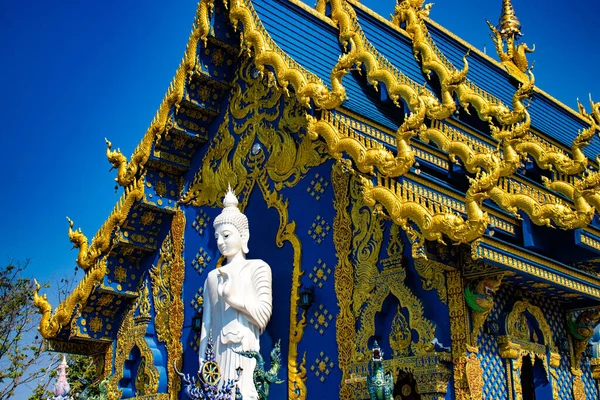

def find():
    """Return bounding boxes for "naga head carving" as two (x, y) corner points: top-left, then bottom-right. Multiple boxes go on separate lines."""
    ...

(465, 274), (503, 313)
(66, 216), (88, 250)
(573, 308), (600, 340)
(105, 138), (128, 172)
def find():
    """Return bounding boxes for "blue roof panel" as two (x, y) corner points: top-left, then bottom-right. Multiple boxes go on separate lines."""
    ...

(427, 23), (516, 106)
(252, 0), (340, 87)
(253, 0), (600, 158)
(253, 0), (402, 130)
(425, 21), (600, 158)
(357, 8), (426, 86)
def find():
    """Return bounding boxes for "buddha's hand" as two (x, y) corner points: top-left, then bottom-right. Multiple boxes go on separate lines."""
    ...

(219, 271), (244, 310)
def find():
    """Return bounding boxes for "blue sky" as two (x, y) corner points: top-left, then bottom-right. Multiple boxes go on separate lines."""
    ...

(1, 0), (599, 292)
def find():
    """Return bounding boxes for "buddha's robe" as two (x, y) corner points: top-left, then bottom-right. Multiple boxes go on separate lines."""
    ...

(199, 259), (272, 399)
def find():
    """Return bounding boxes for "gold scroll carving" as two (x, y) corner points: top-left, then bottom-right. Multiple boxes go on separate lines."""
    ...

(499, 300), (560, 400)
(350, 174), (435, 361)
(447, 270), (470, 400)
(149, 210), (185, 400)
(106, 284), (160, 399)
(332, 159), (356, 400)
(181, 57), (330, 399)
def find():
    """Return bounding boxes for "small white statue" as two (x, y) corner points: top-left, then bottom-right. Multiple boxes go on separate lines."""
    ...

(199, 188), (273, 399)
(51, 355), (73, 400)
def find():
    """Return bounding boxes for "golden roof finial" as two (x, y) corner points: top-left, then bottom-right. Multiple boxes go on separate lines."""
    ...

(497, 0), (522, 38)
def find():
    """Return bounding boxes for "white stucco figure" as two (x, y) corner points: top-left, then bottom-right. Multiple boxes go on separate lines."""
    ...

(199, 188), (273, 399)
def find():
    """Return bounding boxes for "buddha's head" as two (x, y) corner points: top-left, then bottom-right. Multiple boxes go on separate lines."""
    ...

(213, 188), (249, 255)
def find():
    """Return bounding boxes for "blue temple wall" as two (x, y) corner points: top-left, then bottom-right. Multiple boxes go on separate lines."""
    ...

(179, 145), (339, 398)
(175, 34), (342, 395)
(286, 158), (341, 399)
(475, 283), (599, 400)
(476, 284), (513, 400)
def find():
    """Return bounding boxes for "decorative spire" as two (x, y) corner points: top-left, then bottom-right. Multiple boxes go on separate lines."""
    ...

(487, 0), (534, 76)
(51, 355), (73, 400)
(497, 0), (522, 38)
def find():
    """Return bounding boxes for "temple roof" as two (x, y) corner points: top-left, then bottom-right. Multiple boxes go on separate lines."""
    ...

(34, 0), (600, 347)
(257, 0), (597, 158)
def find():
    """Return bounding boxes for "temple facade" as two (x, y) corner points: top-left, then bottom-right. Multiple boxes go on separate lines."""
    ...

(34, 0), (600, 399)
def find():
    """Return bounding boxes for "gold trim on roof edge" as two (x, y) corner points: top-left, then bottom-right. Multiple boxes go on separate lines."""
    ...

(332, 159), (355, 400)
(108, 0), (216, 187)
(34, 178), (146, 339)
(288, 0), (337, 28)
(393, 0), (521, 125)
(230, 0), (344, 109)
(392, 0), (600, 227)
(475, 237), (600, 298)
(391, 0), (600, 170)
(410, 2), (592, 126)
(65, 177), (146, 271)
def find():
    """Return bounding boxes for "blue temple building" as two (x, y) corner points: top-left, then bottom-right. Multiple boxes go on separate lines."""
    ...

(34, 0), (600, 399)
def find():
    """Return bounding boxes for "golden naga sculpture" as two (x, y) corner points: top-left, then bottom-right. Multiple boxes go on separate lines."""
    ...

(34, 262), (108, 338)
(486, 0), (535, 77)
(229, 0), (345, 109)
(360, 174), (489, 258)
(489, 183), (594, 229)
(66, 217), (101, 272)
(307, 113), (413, 177)
(542, 165), (600, 226)
(484, 70), (591, 179)
(105, 139), (131, 188)
(393, 0), (526, 125)
(317, 0), (454, 120)
(307, 104), (428, 178)
(534, 98), (600, 218)
(64, 178), (145, 271)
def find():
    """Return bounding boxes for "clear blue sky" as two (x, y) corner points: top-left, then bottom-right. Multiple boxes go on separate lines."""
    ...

(1, 0), (599, 397)
(1, 0), (599, 291)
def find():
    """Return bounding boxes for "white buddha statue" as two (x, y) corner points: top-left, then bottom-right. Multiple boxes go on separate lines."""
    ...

(199, 188), (273, 399)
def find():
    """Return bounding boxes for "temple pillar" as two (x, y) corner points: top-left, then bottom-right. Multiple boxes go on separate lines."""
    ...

(413, 361), (452, 400)
(447, 270), (470, 399)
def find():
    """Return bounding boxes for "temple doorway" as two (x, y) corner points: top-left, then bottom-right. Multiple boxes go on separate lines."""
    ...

(521, 355), (535, 400)
(520, 354), (550, 400)
(394, 371), (421, 400)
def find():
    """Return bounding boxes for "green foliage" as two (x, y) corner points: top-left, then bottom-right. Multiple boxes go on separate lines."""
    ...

(67, 355), (103, 398)
(0, 259), (102, 399)
(0, 259), (47, 400)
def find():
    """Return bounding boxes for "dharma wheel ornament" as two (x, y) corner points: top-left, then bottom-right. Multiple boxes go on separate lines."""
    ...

(178, 335), (242, 400)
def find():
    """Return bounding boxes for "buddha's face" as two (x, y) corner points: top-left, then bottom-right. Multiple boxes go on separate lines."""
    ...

(215, 224), (247, 258)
